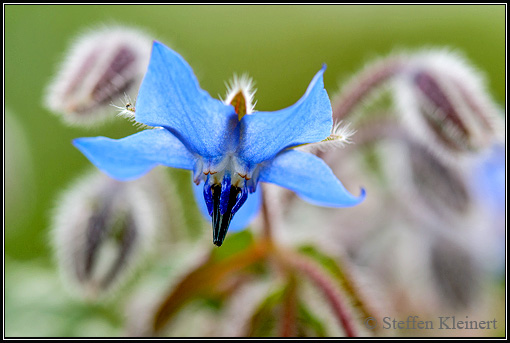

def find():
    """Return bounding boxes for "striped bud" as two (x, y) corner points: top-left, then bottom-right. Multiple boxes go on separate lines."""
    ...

(406, 140), (471, 219)
(51, 170), (159, 298)
(393, 50), (501, 157)
(44, 25), (152, 126)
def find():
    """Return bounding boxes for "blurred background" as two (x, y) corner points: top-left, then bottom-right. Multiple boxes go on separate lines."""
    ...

(5, 4), (505, 337)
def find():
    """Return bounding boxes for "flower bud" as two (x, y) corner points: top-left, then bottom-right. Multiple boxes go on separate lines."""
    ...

(406, 140), (471, 218)
(44, 25), (152, 126)
(429, 237), (481, 309)
(51, 170), (160, 298)
(393, 49), (501, 157)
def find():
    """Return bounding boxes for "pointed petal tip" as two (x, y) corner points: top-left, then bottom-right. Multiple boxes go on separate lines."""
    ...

(151, 40), (168, 55)
(351, 187), (367, 206)
(359, 187), (367, 198)
(72, 137), (91, 149)
(150, 40), (175, 59)
(259, 150), (365, 209)
(138, 39), (237, 159)
(73, 130), (195, 182)
(313, 64), (327, 81)
(238, 65), (332, 164)
(308, 65), (327, 96)
(333, 187), (366, 207)
(72, 136), (94, 153)
(318, 186), (366, 208)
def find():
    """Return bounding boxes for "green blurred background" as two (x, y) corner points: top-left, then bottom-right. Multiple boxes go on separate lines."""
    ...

(5, 4), (505, 337)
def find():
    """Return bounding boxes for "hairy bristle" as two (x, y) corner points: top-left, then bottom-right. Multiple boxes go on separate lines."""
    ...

(296, 121), (356, 153)
(222, 74), (257, 117)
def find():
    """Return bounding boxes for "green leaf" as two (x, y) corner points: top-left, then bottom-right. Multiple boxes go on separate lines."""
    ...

(296, 302), (328, 337)
(245, 280), (330, 337)
(246, 287), (285, 337)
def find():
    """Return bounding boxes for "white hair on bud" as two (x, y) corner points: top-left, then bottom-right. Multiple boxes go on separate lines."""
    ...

(112, 93), (136, 119)
(50, 170), (161, 299)
(296, 121), (356, 153)
(111, 94), (155, 130)
(411, 49), (503, 139)
(44, 25), (153, 127)
(393, 48), (501, 162)
(222, 73), (257, 115)
(330, 121), (356, 146)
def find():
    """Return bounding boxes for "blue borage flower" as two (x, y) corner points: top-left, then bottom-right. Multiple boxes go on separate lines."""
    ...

(74, 41), (365, 246)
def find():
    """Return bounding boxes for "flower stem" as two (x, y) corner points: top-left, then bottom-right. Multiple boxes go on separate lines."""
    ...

(261, 185), (275, 242)
(282, 251), (358, 337)
(351, 117), (412, 146)
(332, 57), (404, 122)
(279, 274), (298, 337)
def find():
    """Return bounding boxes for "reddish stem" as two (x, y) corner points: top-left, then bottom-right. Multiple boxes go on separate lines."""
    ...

(285, 253), (358, 337)
(279, 275), (298, 337)
(261, 185), (276, 241)
(332, 57), (404, 122)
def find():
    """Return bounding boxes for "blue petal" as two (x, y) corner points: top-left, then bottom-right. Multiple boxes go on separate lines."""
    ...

(259, 149), (365, 207)
(73, 128), (195, 181)
(135, 41), (238, 159)
(238, 66), (332, 166)
(192, 181), (262, 232)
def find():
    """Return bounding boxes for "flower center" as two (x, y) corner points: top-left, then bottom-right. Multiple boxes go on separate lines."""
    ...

(192, 76), (260, 246)
(196, 155), (257, 246)
(209, 181), (247, 246)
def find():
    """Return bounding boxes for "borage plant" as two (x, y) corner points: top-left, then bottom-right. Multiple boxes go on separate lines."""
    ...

(46, 25), (504, 337)
(73, 41), (365, 247)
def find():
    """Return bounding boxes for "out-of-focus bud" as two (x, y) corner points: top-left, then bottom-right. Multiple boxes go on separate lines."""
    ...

(429, 237), (481, 310)
(393, 49), (502, 157)
(374, 137), (479, 230)
(328, 119), (475, 223)
(51, 170), (160, 299)
(44, 25), (152, 126)
(406, 140), (471, 218)
(5, 108), (35, 237)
